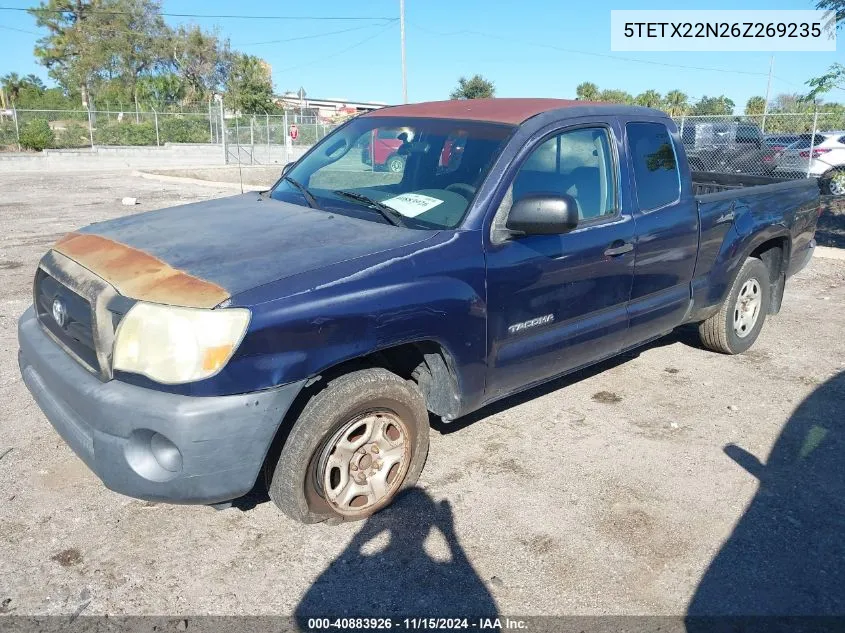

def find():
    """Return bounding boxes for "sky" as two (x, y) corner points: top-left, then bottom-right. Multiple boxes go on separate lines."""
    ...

(0, 0), (843, 111)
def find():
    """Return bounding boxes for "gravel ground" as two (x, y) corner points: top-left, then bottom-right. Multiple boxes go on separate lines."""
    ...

(0, 171), (844, 619)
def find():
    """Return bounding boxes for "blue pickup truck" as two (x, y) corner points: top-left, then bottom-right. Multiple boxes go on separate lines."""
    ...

(18, 99), (820, 524)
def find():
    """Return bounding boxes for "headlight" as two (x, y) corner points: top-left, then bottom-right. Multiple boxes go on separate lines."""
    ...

(113, 302), (251, 384)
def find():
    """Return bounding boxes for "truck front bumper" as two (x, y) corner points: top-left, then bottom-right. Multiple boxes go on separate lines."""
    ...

(18, 306), (305, 505)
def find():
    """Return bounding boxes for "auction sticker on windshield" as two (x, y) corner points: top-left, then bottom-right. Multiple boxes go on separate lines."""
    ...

(383, 193), (444, 217)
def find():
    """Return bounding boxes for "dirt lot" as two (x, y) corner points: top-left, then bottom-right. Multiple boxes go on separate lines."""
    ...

(0, 171), (843, 619)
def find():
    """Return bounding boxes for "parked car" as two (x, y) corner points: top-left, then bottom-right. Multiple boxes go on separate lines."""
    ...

(775, 131), (845, 195)
(682, 121), (777, 176)
(19, 99), (820, 524)
(360, 126), (414, 172)
(764, 134), (802, 152)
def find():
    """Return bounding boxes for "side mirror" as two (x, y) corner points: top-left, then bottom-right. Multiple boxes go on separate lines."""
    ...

(282, 162), (295, 175)
(506, 194), (579, 236)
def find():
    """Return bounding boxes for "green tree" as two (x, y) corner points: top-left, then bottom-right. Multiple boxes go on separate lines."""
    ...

(103, 0), (170, 111)
(576, 81), (600, 101)
(29, 0), (111, 108)
(224, 53), (274, 114)
(450, 75), (495, 100)
(745, 96), (766, 115)
(1, 73), (26, 105)
(805, 1), (843, 98)
(806, 63), (845, 100)
(169, 24), (231, 102)
(137, 73), (184, 109)
(664, 90), (689, 116)
(24, 74), (47, 92)
(598, 89), (633, 104)
(773, 93), (810, 113)
(635, 89), (663, 109)
(691, 95), (735, 115)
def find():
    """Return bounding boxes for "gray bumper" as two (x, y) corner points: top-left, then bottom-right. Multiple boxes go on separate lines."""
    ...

(18, 306), (305, 505)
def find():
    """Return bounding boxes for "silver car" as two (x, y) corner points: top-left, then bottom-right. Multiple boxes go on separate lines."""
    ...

(775, 131), (845, 194)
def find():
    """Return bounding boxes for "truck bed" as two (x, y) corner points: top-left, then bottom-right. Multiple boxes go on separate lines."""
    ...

(691, 170), (819, 199)
(689, 170), (820, 323)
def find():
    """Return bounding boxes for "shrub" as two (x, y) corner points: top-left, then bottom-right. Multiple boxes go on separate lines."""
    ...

(94, 121), (157, 146)
(56, 123), (90, 148)
(159, 116), (209, 143)
(19, 119), (55, 151)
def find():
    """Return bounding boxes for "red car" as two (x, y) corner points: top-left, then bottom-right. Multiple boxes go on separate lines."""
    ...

(361, 127), (413, 172)
(361, 127), (467, 173)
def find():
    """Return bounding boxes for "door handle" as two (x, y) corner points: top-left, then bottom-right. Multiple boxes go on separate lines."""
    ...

(604, 241), (634, 257)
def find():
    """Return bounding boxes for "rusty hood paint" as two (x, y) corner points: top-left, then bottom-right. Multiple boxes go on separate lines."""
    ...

(52, 194), (438, 308)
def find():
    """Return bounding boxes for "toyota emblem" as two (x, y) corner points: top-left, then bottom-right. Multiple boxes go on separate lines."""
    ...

(52, 297), (67, 328)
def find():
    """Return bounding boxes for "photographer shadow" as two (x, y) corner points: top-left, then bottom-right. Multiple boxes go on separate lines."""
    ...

(687, 371), (845, 629)
(295, 488), (498, 624)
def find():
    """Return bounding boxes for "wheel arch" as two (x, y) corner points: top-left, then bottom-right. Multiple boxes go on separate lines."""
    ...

(257, 339), (461, 495)
(690, 228), (792, 322)
(747, 234), (791, 314)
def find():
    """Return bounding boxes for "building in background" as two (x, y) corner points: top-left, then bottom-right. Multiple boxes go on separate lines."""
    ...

(276, 92), (386, 122)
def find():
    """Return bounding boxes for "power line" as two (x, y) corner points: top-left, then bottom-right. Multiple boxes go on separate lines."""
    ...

(0, 6), (396, 20)
(276, 22), (397, 73)
(238, 21), (396, 47)
(0, 24), (38, 35)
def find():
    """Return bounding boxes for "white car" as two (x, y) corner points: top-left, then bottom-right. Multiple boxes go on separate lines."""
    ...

(775, 131), (845, 195)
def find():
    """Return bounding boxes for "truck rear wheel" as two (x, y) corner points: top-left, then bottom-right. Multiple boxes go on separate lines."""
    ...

(266, 368), (429, 524)
(698, 257), (770, 354)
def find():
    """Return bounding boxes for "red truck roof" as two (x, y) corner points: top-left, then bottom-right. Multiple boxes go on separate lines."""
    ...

(364, 98), (598, 125)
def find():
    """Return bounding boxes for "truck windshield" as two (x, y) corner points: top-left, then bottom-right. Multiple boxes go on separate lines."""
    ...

(270, 116), (515, 229)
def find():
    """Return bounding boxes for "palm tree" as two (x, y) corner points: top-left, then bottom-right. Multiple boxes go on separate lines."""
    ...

(1, 72), (25, 105)
(24, 74), (46, 92)
(636, 89), (663, 109)
(576, 82), (600, 101)
(664, 90), (689, 117)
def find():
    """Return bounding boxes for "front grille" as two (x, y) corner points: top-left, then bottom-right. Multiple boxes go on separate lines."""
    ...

(34, 269), (101, 373)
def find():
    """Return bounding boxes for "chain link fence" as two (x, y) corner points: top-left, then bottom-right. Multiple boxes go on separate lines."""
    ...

(1, 106), (226, 151)
(222, 114), (337, 165)
(672, 112), (845, 181)
(4, 105), (845, 183)
(0, 103), (340, 164)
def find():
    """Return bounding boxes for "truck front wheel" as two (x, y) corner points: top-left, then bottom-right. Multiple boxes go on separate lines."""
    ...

(698, 257), (771, 354)
(266, 368), (429, 524)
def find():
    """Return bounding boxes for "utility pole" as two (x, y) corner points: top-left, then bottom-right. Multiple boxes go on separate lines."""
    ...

(400, 0), (407, 103)
(761, 55), (774, 134)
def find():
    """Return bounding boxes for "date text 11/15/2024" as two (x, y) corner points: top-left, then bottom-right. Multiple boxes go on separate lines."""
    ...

(304, 617), (528, 630)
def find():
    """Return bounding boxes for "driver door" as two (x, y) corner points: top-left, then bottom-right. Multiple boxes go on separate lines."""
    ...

(484, 121), (636, 400)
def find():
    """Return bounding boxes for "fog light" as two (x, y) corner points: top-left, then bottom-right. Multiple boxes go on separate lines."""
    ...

(150, 432), (182, 473)
(125, 429), (183, 482)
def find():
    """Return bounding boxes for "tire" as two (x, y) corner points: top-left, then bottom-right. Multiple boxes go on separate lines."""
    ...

(821, 168), (845, 196)
(266, 368), (429, 524)
(698, 257), (771, 355)
(386, 154), (405, 173)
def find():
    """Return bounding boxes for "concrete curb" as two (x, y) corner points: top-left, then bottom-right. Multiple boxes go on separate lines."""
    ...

(133, 170), (255, 191)
(816, 246), (845, 261)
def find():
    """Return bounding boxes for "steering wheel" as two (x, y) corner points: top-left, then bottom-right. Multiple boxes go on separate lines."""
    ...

(444, 183), (477, 201)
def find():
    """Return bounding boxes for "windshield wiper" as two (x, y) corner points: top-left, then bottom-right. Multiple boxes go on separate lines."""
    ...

(284, 175), (320, 209)
(332, 190), (405, 227)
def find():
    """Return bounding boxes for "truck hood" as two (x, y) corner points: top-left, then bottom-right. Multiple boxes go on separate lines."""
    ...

(52, 194), (437, 308)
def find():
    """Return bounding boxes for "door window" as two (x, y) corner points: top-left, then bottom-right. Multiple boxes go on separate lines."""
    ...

(627, 122), (680, 211)
(512, 127), (616, 221)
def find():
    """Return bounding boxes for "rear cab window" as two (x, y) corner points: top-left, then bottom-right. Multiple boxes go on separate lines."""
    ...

(627, 121), (681, 211)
